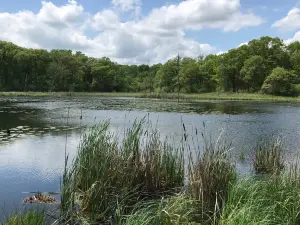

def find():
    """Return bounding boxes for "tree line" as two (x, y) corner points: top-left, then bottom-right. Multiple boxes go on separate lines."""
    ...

(0, 36), (300, 96)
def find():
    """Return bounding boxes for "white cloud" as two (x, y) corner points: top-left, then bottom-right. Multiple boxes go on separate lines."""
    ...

(284, 31), (300, 45)
(91, 10), (120, 31)
(272, 8), (300, 31)
(0, 0), (264, 64)
(38, 0), (84, 28)
(0, 1), (93, 51)
(135, 0), (263, 33)
(216, 51), (226, 55)
(112, 0), (141, 17)
(238, 42), (248, 47)
(112, 0), (140, 12)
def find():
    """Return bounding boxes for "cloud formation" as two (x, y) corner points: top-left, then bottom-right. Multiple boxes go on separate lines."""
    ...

(285, 31), (300, 45)
(0, 0), (264, 64)
(272, 8), (300, 31)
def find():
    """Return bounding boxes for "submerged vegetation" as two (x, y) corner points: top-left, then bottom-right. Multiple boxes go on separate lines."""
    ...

(0, 37), (300, 97)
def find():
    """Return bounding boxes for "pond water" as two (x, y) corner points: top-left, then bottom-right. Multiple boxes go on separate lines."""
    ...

(1, 96), (300, 220)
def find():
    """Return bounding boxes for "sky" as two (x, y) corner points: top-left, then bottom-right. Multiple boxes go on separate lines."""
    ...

(0, 0), (300, 64)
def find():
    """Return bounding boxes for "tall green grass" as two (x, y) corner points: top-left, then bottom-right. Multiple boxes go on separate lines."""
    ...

(253, 137), (284, 175)
(123, 195), (198, 225)
(2, 210), (45, 225)
(220, 173), (300, 225)
(188, 130), (237, 224)
(62, 120), (184, 223)
(59, 119), (300, 225)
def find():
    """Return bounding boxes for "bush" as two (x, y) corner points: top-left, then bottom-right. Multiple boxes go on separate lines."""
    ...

(262, 67), (299, 96)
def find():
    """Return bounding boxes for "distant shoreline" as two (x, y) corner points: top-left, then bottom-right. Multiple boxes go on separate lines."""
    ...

(0, 92), (300, 102)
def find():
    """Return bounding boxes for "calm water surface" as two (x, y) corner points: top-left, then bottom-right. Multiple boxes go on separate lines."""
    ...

(1, 96), (300, 219)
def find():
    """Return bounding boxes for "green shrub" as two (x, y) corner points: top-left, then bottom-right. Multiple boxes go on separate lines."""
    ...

(262, 67), (298, 96)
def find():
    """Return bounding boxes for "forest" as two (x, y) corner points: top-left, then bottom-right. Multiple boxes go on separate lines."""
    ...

(0, 36), (300, 96)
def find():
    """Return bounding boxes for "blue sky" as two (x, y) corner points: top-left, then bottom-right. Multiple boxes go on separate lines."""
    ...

(0, 0), (299, 64)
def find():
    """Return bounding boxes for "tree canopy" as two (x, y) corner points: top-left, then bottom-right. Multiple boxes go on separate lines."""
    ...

(0, 36), (299, 96)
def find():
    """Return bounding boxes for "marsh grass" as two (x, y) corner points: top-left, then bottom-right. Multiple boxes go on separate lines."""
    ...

(62, 119), (184, 223)
(2, 210), (45, 225)
(58, 119), (299, 224)
(188, 129), (237, 224)
(253, 137), (284, 175)
(220, 172), (300, 225)
(1, 92), (300, 102)
(141, 92), (300, 102)
(123, 195), (198, 225)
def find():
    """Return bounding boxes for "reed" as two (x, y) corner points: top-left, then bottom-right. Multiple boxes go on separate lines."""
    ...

(188, 130), (237, 224)
(61, 119), (184, 223)
(253, 137), (284, 175)
(123, 195), (198, 225)
(2, 210), (45, 225)
(220, 172), (300, 225)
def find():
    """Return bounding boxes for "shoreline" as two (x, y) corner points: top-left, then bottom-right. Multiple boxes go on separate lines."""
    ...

(0, 92), (300, 102)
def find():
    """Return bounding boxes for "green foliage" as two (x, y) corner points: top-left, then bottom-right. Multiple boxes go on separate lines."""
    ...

(188, 131), (237, 223)
(1, 38), (300, 96)
(58, 118), (300, 224)
(262, 67), (298, 96)
(123, 196), (198, 225)
(240, 55), (267, 91)
(3, 210), (45, 225)
(253, 137), (284, 175)
(220, 174), (300, 225)
(62, 120), (184, 223)
(290, 50), (300, 79)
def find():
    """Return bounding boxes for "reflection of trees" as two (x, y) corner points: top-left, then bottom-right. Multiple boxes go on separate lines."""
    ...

(190, 102), (260, 115)
(0, 103), (46, 129)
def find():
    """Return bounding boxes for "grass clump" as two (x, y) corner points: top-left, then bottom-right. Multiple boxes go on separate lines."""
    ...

(62, 120), (184, 223)
(188, 131), (237, 224)
(253, 137), (284, 175)
(124, 195), (198, 225)
(220, 173), (300, 225)
(59, 119), (300, 224)
(3, 210), (45, 225)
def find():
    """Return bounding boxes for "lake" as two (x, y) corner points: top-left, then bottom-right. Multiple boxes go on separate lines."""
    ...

(1, 96), (300, 220)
